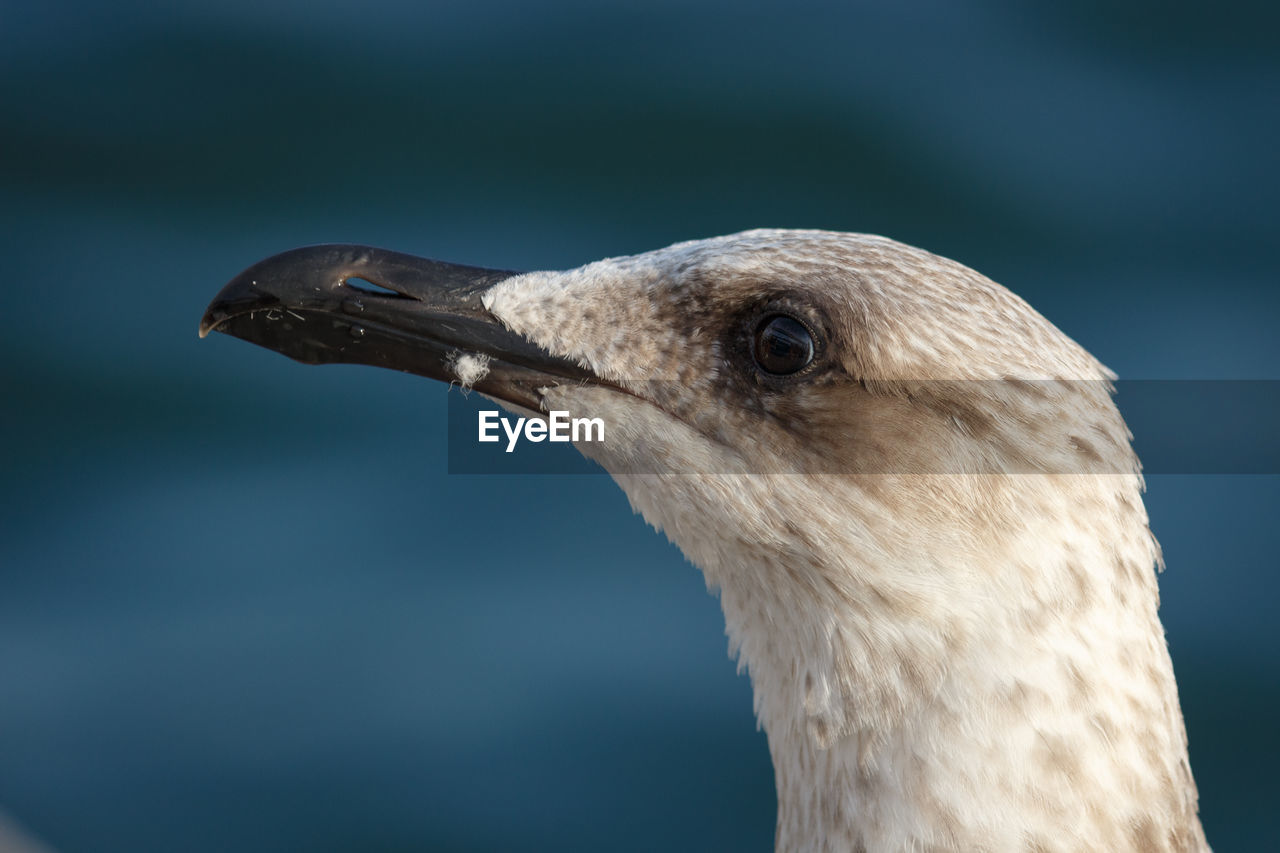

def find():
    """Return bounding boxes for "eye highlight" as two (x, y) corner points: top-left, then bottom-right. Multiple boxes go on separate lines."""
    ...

(752, 314), (815, 375)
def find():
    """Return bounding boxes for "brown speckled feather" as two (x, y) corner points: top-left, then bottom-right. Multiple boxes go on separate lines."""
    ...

(481, 230), (1208, 852)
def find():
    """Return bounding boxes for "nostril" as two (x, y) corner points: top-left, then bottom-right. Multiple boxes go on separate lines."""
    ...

(344, 276), (407, 298)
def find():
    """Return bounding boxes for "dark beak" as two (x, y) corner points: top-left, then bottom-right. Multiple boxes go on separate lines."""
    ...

(200, 244), (594, 411)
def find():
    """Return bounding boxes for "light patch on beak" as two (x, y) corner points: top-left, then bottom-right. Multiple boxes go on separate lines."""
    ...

(446, 351), (492, 391)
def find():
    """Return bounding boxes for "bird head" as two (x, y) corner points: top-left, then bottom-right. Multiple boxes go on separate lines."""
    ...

(481, 228), (1132, 475)
(202, 229), (1156, 742)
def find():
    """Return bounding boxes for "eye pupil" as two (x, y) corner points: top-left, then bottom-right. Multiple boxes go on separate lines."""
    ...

(753, 315), (814, 375)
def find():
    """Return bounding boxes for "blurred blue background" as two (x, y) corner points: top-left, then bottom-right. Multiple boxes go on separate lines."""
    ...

(2, 1), (1277, 850)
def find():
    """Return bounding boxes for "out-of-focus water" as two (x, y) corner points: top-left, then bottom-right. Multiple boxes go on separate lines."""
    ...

(2, 1), (1277, 850)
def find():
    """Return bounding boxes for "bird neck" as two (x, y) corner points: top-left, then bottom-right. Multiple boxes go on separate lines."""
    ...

(623, 471), (1207, 852)
(760, 612), (1206, 853)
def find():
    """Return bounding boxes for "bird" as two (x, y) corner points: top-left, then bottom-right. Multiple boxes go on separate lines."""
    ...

(201, 229), (1208, 852)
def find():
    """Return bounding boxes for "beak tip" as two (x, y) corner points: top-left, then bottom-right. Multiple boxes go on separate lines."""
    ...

(198, 308), (223, 339)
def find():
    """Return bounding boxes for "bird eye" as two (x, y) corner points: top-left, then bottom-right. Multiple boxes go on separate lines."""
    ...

(752, 314), (814, 375)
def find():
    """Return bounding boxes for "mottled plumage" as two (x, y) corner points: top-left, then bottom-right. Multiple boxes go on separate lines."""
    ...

(481, 230), (1208, 852)
(204, 228), (1208, 852)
